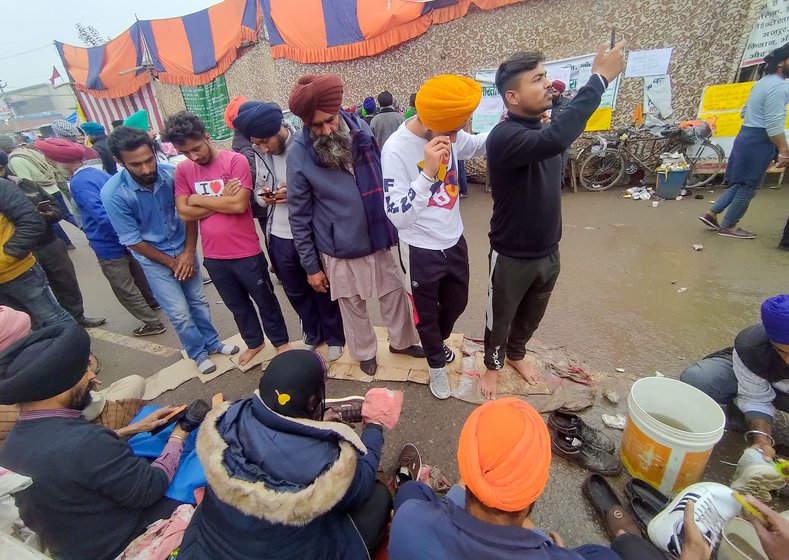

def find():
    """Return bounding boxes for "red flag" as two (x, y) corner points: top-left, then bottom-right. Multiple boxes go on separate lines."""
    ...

(49, 66), (61, 86)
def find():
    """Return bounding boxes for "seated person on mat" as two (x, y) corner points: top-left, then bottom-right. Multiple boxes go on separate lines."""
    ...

(0, 321), (205, 560)
(680, 294), (789, 499)
(180, 349), (392, 560)
(388, 398), (671, 560)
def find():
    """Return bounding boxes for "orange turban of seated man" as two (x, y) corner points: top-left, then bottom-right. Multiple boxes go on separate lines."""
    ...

(288, 74), (344, 125)
(458, 397), (551, 513)
(416, 74), (482, 133)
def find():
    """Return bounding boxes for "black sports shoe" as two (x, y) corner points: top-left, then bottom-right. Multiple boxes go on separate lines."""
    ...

(443, 344), (456, 363)
(133, 323), (166, 337)
(325, 396), (364, 424)
(179, 399), (211, 432)
(389, 345), (426, 358)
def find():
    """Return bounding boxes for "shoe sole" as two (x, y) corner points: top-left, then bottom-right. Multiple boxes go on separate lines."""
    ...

(698, 216), (719, 230)
(133, 327), (166, 337)
(717, 231), (756, 239)
(730, 465), (785, 503)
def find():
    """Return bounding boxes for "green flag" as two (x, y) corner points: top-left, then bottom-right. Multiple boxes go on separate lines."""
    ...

(180, 75), (232, 141)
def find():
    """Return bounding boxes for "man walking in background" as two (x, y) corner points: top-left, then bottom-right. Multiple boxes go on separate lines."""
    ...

(287, 73), (423, 375)
(699, 42), (789, 239)
(164, 111), (290, 365)
(234, 100), (346, 361)
(371, 91), (405, 148)
(103, 126), (233, 374)
(481, 42), (625, 399)
(81, 122), (118, 174)
(382, 74), (487, 399)
(36, 138), (165, 337)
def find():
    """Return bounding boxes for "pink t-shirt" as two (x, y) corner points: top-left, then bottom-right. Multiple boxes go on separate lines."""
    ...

(174, 150), (261, 259)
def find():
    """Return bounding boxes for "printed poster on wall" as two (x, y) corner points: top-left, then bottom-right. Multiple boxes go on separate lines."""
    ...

(180, 75), (233, 142)
(741, 0), (789, 67)
(643, 75), (673, 118)
(471, 83), (505, 133)
(474, 52), (621, 132)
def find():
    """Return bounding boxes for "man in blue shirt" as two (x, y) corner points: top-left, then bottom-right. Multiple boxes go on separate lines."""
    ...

(699, 42), (789, 239)
(35, 138), (165, 337)
(102, 127), (237, 374)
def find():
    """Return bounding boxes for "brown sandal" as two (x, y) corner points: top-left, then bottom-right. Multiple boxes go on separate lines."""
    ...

(582, 473), (641, 539)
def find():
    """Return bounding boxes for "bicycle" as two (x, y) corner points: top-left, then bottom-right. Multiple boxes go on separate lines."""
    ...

(577, 121), (725, 192)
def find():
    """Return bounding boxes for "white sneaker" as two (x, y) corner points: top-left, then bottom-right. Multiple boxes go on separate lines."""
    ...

(730, 447), (786, 503)
(429, 367), (450, 400)
(647, 482), (741, 557)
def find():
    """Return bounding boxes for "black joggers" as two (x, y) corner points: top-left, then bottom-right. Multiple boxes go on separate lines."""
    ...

(399, 237), (469, 369)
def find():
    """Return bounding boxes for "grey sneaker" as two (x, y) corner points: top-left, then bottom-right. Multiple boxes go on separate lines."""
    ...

(718, 227), (756, 239)
(730, 448), (785, 502)
(325, 395), (364, 423)
(698, 213), (719, 230)
(429, 367), (450, 400)
(328, 345), (344, 362)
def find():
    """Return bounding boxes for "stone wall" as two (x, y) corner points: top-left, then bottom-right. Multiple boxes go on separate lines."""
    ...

(154, 0), (759, 130)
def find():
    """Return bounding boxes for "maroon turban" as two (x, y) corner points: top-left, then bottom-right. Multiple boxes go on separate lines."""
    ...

(551, 80), (566, 94)
(34, 138), (85, 163)
(288, 74), (344, 124)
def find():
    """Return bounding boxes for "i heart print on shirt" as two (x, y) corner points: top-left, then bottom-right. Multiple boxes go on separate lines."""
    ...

(194, 178), (225, 197)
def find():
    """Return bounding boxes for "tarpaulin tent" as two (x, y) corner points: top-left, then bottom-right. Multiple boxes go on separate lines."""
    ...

(55, 23), (149, 99)
(140, 0), (260, 86)
(260, 0), (525, 63)
(75, 82), (165, 133)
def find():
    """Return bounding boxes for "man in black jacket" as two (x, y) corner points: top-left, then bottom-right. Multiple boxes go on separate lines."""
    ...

(480, 43), (625, 399)
(0, 170), (73, 328)
(0, 151), (105, 328)
(0, 323), (198, 560)
(681, 295), (789, 501)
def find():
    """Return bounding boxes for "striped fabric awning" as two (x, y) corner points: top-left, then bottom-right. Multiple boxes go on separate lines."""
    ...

(139, 0), (259, 86)
(75, 82), (165, 133)
(56, 23), (149, 99)
(261, 0), (525, 63)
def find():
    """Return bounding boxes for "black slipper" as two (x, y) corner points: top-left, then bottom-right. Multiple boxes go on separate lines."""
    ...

(625, 478), (669, 513)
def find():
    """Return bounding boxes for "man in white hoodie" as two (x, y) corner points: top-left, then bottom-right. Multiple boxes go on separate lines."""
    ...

(382, 75), (487, 399)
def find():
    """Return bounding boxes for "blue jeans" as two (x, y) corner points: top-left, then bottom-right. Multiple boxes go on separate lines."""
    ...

(137, 255), (220, 364)
(710, 183), (758, 229)
(680, 353), (789, 423)
(0, 263), (74, 328)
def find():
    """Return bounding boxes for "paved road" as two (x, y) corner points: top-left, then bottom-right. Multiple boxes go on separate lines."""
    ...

(68, 182), (789, 546)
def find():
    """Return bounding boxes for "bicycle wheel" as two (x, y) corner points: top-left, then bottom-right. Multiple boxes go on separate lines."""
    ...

(579, 148), (626, 191)
(683, 141), (725, 188)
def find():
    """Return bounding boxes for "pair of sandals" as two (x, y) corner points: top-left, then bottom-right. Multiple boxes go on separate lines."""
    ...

(583, 474), (670, 539)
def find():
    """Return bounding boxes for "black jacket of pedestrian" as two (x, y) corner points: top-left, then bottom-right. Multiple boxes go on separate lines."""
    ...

(7, 176), (63, 246)
(0, 177), (46, 261)
(551, 95), (572, 122)
(91, 135), (118, 175)
(486, 75), (606, 258)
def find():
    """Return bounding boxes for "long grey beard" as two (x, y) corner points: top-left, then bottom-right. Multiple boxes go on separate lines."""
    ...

(311, 118), (353, 170)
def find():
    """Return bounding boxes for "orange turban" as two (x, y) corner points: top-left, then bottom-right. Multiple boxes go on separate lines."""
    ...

(458, 398), (551, 512)
(224, 96), (249, 130)
(288, 74), (344, 125)
(416, 74), (482, 132)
